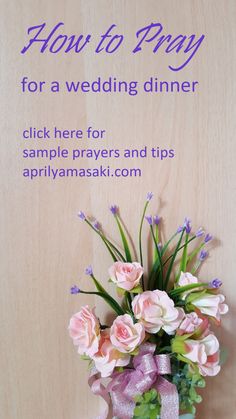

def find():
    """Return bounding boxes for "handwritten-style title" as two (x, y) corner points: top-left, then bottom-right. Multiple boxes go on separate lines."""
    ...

(21, 22), (205, 72)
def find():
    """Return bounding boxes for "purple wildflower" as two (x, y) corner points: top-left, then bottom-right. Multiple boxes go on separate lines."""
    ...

(70, 285), (80, 294)
(78, 211), (86, 220)
(158, 242), (162, 251)
(147, 192), (154, 201)
(85, 265), (93, 276)
(93, 220), (101, 231)
(153, 215), (161, 225)
(177, 217), (191, 234)
(204, 233), (213, 243)
(196, 227), (205, 237)
(199, 249), (208, 261)
(208, 278), (222, 289)
(145, 215), (153, 225)
(184, 217), (192, 234)
(110, 205), (118, 215)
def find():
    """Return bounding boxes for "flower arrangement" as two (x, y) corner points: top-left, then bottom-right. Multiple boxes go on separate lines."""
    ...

(68, 193), (228, 419)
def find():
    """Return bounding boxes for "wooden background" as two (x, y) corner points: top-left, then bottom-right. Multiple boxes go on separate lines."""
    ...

(1, 1), (236, 418)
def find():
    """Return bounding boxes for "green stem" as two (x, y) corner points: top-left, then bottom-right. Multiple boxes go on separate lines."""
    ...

(191, 260), (201, 274)
(138, 200), (149, 290)
(125, 291), (132, 311)
(187, 242), (205, 266)
(177, 233), (189, 280)
(114, 215), (132, 262)
(139, 201), (149, 267)
(150, 225), (163, 289)
(169, 282), (209, 298)
(147, 232), (178, 290)
(79, 290), (124, 315)
(85, 219), (119, 262)
(161, 232), (179, 257)
(162, 235), (196, 267)
(164, 229), (185, 290)
(153, 225), (159, 261)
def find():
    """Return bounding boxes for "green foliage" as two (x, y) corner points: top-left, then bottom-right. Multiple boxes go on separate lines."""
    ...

(172, 362), (205, 415)
(114, 214), (132, 262)
(133, 389), (161, 419)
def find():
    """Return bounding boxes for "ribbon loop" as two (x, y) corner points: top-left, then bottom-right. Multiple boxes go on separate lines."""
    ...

(155, 354), (171, 375)
(89, 343), (179, 419)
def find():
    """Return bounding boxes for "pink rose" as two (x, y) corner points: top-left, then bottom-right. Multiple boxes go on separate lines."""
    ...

(68, 305), (100, 357)
(92, 330), (130, 377)
(184, 334), (221, 376)
(178, 312), (209, 336)
(132, 290), (184, 334)
(108, 261), (144, 291)
(110, 314), (145, 353)
(191, 293), (229, 321)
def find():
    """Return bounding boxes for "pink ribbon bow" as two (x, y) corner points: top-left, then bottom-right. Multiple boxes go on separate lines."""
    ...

(89, 343), (179, 419)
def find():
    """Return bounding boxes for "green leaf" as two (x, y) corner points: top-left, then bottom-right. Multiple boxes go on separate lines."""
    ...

(179, 233), (190, 275)
(169, 282), (208, 298)
(153, 224), (159, 261)
(80, 290), (124, 315)
(139, 201), (149, 267)
(130, 285), (143, 294)
(114, 214), (132, 262)
(90, 274), (108, 295)
(150, 225), (163, 289)
(162, 235), (197, 268)
(104, 238), (126, 261)
(84, 219), (118, 262)
(148, 233), (179, 290)
(133, 388), (160, 419)
(186, 289), (207, 304)
(187, 242), (204, 265)
(164, 229), (185, 290)
(116, 286), (126, 297)
(80, 355), (90, 361)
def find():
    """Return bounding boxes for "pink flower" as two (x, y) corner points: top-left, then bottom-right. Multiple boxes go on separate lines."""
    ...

(92, 330), (130, 377)
(178, 272), (199, 287)
(178, 272), (200, 299)
(178, 312), (207, 336)
(191, 293), (229, 321)
(110, 314), (145, 353)
(68, 305), (100, 357)
(132, 290), (184, 334)
(108, 261), (144, 291)
(184, 334), (221, 376)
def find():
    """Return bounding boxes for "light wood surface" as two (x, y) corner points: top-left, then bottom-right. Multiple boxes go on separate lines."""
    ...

(1, 1), (236, 418)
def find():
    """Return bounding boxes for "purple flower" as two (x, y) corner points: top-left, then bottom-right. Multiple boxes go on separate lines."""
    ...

(85, 265), (93, 276)
(199, 249), (208, 261)
(204, 233), (213, 243)
(110, 205), (118, 215)
(184, 217), (192, 234)
(146, 192), (153, 201)
(158, 242), (162, 251)
(70, 285), (80, 294)
(208, 278), (222, 289)
(78, 211), (86, 220)
(153, 215), (161, 225)
(145, 215), (153, 225)
(196, 227), (205, 237)
(93, 220), (101, 231)
(177, 217), (191, 234)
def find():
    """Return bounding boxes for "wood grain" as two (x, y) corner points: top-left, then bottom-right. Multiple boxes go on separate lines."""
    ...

(1, 1), (236, 418)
